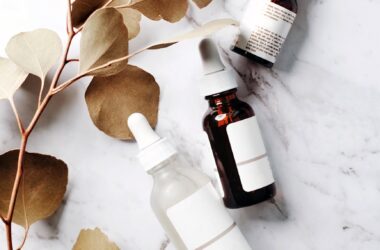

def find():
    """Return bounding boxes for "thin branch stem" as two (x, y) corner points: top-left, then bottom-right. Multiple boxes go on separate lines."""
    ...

(66, 58), (79, 63)
(16, 225), (30, 250)
(25, 37), (74, 136)
(9, 98), (25, 134)
(6, 221), (13, 250)
(5, 135), (28, 250)
(37, 79), (45, 106)
(104, 0), (115, 7)
(0, 214), (5, 223)
(52, 44), (151, 94)
(67, 0), (74, 34)
(16, 174), (29, 250)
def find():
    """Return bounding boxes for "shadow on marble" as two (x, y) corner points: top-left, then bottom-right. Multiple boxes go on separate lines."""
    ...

(14, 75), (40, 125)
(275, 0), (313, 72)
(15, 73), (81, 134)
(42, 188), (71, 233)
(239, 194), (289, 225)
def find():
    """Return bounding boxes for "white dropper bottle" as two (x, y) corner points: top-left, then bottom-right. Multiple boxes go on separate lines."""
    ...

(128, 113), (252, 250)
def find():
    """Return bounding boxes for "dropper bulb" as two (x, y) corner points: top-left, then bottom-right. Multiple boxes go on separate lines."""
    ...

(128, 113), (161, 150)
(199, 38), (226, 75)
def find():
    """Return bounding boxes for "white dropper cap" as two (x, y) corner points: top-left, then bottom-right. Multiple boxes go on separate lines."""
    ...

(199, 39), (237, 97)
(128, 113), (177, 172)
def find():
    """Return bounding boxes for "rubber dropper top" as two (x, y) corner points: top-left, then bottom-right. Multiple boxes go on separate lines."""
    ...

(199, 39), (237, 97)
(128, 113), (160, 150)
(128, 113), (177, 172)
(200, 38), (226, 75)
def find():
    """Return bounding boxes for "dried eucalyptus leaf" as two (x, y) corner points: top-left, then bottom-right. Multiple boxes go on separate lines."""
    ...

(117, 8), (142, 40)
(0, 57), (28, 100)
(71, 0), (109, 28)
(0, 150), (68, 226)
(85, 65), (159, 140)
(192, 0), (212, 8)
(80, 8), (129, 76)
(5, 29), (62, 82)
(148, 18), (239, 49)
(132, 0), (188, 23)
(111, 0), (144, 5)
(73, 228), (120, 250)
(109, 0), (142, 40)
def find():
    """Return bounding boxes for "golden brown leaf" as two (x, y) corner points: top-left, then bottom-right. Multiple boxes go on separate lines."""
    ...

(73, 228), (120, 250)
(132, 0), (189, 23)
(85, 65), (160, 140)
(80, 8), (129, 76)
(117, 8), (142, 40)
(71, 0), (109, 28)
(192, 0), (212, 8)
(0, 150), (68, 226)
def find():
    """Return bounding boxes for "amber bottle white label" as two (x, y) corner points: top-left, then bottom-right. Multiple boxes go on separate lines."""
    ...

(226, 117), (275, 192)
(167, 183), (251, 250)
(235, 0), (296, 63)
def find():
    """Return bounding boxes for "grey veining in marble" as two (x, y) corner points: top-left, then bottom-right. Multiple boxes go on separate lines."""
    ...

(1, 0), (380, 249)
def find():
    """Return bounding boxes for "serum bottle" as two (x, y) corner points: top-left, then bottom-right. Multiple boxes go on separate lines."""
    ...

(231, 0), (298, 68)
(128, 113), (252, 250)
(200, 39), (276, 209)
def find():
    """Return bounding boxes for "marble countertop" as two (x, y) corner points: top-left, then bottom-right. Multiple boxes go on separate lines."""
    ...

(1, 0), (380, 249)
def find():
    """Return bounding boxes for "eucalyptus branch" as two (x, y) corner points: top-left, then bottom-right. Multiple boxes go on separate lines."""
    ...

(0, 1), (223, 248)
(5, 136), (28, 250)
(5, 220), (13, 250)
(37, 79), (44, 106)
(66, 58), (79, 63)
(67, 0), (74, 34)
(2, 7), (76, 250)
(9, 98), (24, 134)
(25, 38), (74, 136)
(17, 176), (30, 250)
(52, 45), (150, 94)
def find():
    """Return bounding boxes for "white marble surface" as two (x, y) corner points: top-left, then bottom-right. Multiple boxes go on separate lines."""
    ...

(1, 0), (380, 249)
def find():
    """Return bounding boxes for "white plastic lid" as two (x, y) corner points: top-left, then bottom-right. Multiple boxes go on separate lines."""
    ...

(199, 39), (237, 97)
(128, 113), (177, 172)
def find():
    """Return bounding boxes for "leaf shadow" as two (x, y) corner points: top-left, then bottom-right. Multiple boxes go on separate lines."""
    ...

(14, 75), (40, 125)
(37, 187), (71, 238)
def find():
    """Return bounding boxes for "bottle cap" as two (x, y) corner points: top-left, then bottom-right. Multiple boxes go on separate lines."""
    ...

(128, 113), (177, 172)
(199, 38), (237, 97)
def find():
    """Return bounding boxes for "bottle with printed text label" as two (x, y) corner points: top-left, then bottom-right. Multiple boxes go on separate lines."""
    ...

(231, 0), (298, 68)
(128, 113), (252, 250)
(200, 39), (276, 209)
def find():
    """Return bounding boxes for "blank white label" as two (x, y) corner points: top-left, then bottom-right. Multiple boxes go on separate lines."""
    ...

(227, 116), (275, 192)
(167, 183), (251, 249)
(235, 0), (296, 63)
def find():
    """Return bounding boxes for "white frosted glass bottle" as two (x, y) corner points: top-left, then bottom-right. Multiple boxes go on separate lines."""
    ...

(128, 113), (252, 250)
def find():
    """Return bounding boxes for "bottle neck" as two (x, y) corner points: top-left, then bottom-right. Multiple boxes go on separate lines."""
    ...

(206, 89), (239, 109)
(147, 155), (177, 177)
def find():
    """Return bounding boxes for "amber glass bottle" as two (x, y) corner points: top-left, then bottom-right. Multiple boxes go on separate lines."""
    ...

(199, 39), (276, 209)
(231, 0), (298, 68)
(203, 89), (276, 208)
